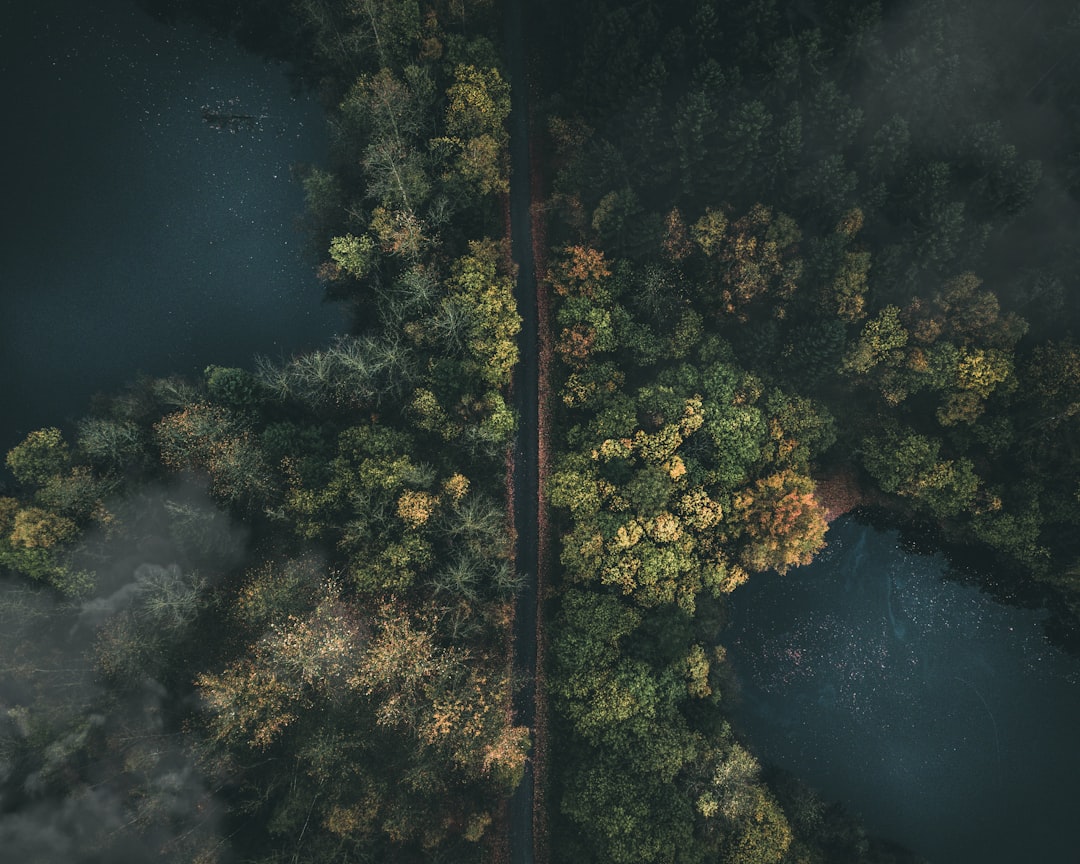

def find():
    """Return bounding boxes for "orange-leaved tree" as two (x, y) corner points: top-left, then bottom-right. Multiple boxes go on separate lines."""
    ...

(733, 469), (827, 574)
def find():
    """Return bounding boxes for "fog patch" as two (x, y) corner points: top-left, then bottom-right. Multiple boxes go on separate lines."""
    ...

(0, 479), (243, 863)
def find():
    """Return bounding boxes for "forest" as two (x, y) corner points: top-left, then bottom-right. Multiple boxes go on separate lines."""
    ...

(3, 0), (1080, 862)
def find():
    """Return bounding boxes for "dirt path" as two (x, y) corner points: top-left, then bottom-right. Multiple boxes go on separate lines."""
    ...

(504, 0), (540, 862)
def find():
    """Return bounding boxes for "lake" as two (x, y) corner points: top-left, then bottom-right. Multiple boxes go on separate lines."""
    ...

(725, 515), (1080, 863)
(0, 0), (343, 454)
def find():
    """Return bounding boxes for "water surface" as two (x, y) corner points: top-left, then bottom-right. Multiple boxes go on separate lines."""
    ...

(726, 516), (1080, 863)
(0, 0), (342, 452)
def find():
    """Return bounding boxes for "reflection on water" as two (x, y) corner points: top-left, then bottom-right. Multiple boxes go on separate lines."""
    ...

(725, 516), (1080, 864)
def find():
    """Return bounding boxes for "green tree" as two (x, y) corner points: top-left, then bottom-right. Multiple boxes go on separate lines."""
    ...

(436, 64), (510, 195)
(692, 204), (803, 321)
(204, 364), (264, 411)
(1024, 340), (1080, 428)
(445, 239), (521, 387)
(328, 233), (377, 280)
(0, 498), (91, 594)
(904, 272), (1027, 350)
(842, 305), (908, 375)
(862, 425), (979, 518)
(6, 428), (70, 487)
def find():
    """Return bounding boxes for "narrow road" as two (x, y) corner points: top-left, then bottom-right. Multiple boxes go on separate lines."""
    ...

(504, 0), (539, 860)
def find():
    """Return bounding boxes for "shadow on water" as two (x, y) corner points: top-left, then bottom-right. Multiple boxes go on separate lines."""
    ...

(725, 515), (1080, 864)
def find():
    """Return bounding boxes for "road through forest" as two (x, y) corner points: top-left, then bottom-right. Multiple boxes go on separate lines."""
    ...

(504, 0), (539, 861)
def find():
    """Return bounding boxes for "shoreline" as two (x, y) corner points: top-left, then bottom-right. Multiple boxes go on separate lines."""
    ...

(812, 467), (1080, 656)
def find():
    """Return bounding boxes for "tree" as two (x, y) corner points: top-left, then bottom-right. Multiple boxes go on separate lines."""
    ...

(689, 738), (792, 863)
(445, 239), (521, 387)
(842, 305), (908, 375)
(936, 346), (1015, 425)
(1024, 340), (1080, 427)
(692, 204), (803, 321)
(0, 497), (90, 594)
(701, 400), (766, 489)
(816, 208), (871, 322)
(904, 272), (1027, 350)
(296, 0), (422, 71)
(76, 417), (145, 475)
(8, 506), (78, 550)
(5, 428), (70, 487)
(550, 245), (613, 300)
(95, 564), (208, 686)
(733, 470), (828, 574)
(328, 233), (377, 280)
(720, 100), (773, 197)
(153, 404), (275, 506)
(861, 425), (979, 518)
(760, 390), (836, 471)
(436, 64), (511, 195)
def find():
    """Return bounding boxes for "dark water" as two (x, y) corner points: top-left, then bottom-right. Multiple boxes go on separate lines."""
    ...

(725, 516), (1080, 864)
(0, 0), (342, 453)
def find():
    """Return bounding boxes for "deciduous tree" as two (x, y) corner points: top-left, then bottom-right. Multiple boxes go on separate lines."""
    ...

(733, 469), (828, 574)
